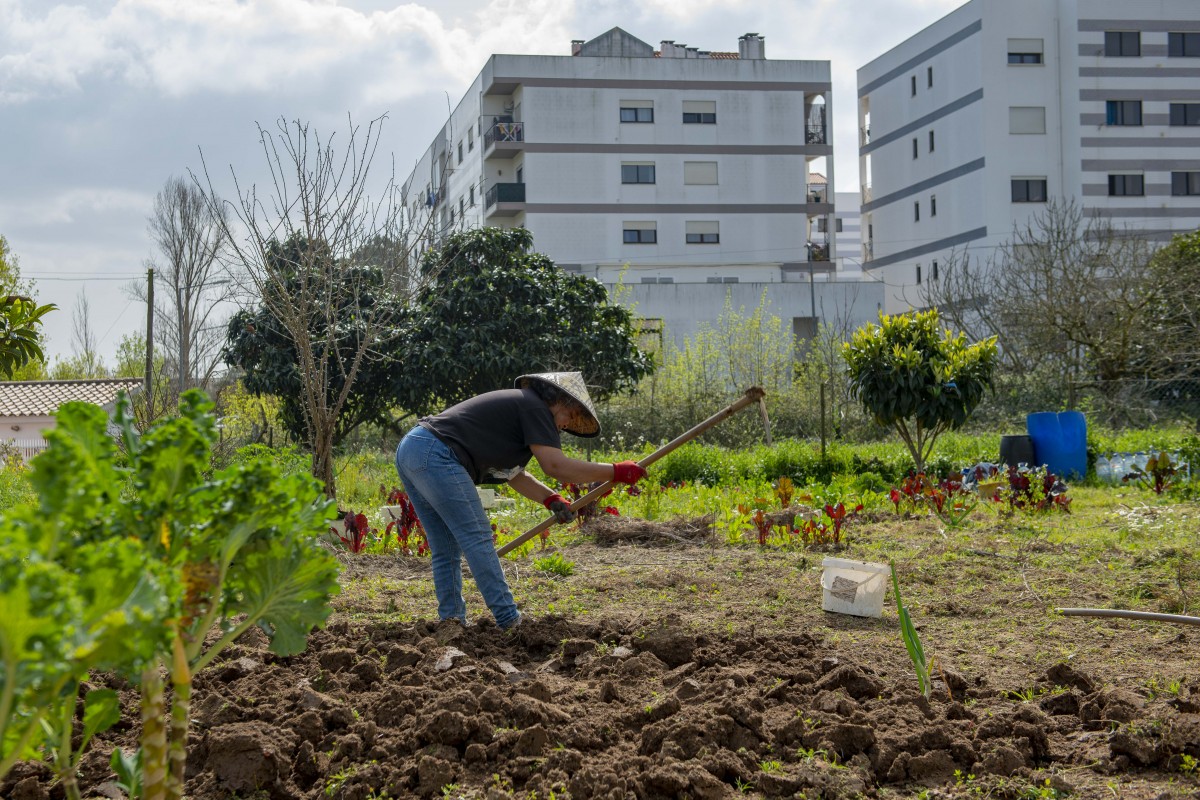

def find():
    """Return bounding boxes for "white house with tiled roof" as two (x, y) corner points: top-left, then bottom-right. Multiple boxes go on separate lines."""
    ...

(0, 378), (142, 456)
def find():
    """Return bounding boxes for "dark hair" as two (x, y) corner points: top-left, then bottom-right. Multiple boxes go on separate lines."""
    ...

(526, 379), (572, 409)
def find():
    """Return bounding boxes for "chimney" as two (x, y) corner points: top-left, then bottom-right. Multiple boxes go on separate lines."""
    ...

(738, 33), (765, 59)
(660, 40), (677, 58)
(571, 39), (583, 56)
(685, 45), (699, 58)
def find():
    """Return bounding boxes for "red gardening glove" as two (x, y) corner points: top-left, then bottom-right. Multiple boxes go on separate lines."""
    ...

(612, 460), (647, 485)
(542, 493), (577, 524)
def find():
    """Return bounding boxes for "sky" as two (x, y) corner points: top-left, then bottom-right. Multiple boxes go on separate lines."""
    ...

(0, 0), (965, 367)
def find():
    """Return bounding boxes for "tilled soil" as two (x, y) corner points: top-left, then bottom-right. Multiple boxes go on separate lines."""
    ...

(6, 614), (1199, 800)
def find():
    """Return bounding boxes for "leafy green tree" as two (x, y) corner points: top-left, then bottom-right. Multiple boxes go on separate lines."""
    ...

(396, 227), (654, 416)
(0, 296), (56, 379)
(843, 310), (997, 473)
(0, 235), (56, 379)
(223, 234), (409, 455)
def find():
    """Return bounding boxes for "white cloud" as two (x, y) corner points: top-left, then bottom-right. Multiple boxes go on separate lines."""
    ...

(0, 0), (579, 107)
(1, 188), (151, 227)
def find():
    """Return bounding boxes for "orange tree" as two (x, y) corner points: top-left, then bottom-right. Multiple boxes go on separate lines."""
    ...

(843, 310), (997, 473)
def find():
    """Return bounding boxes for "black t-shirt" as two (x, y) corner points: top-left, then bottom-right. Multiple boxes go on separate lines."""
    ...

(418, 388), (562, 484)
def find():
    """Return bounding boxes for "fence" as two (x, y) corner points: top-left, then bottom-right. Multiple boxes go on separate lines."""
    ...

(1, 438), (49, 465)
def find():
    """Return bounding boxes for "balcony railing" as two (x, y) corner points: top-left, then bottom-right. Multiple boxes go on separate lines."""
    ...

(484, 121), (524, 149)
(859, 125), (871, 147)
(805, 123), (827, 145)
(484, 182), (526, 213)
(806, 184), (828, 204)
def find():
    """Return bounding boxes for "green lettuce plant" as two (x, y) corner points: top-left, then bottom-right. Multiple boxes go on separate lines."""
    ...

(2, 391), (341, 800)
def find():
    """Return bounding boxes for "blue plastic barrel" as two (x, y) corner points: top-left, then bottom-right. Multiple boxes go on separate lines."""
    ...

(1025, 411), (1088, 479)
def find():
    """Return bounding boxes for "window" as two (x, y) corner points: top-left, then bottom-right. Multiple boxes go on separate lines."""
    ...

(459, 197), (464, 217)
(911, 75), (917, 96)
(686, 221), (719, 244)
(932, 261), (939, 281)
(1105, 30), (1140, 56)
(912, 137), (918, 159)
(835, 218), (844, 233)
(1010, 106), (1047, 134)
(931, 194), (937, 217)
(623, 221), (657, 243)
(817, 218), (827, 233)
(929, 129), (935, 152)
(621, 163), (656, 184)
(1170, 102), (1200, 126)
(1007, 38), (1044, 64)
(620, 100), (654, 123)
(916, 264), (922, 284)
(516, 166), (524, 184)
(1171, 172), (1200, 196)
(457, 142), (463, 164)
(1106, 100), (1142, 126)
(1169, 32), (1200, 57)
(683, 161), (718, 185)
(707, 277), (738, 284)
(467, 128), (474, 151)
(1011, 178), (1048, 202)
(682, 100), (716, 124)
(914, 201), (920, 222)
(468, 185), (475, 206)
(927, 66), (933, 87)
(1108, 174), (1144, 196)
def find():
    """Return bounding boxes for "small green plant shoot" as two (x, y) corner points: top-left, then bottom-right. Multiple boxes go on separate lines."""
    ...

(890, 560), (931, 699)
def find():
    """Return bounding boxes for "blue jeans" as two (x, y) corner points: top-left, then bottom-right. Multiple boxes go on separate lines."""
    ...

(395, 426), (521, 628)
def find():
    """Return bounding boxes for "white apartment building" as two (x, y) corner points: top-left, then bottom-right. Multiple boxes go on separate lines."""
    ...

(833, 191), (864, 272)
(857, 0), (1200, 313)
(403, 28), (883, 345)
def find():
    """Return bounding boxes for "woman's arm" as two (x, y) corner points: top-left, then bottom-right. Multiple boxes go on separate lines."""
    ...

(528, 444), (616, 485)
(506, 469), (558, 503)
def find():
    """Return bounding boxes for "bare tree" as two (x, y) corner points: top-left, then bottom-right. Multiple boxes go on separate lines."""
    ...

(919, 199), (1159, 403)
(137, 176), (233, 393)
(197, 115), (435, 497)
(71, 290), (102, 376)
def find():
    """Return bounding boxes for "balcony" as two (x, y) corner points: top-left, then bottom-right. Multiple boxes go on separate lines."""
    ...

(483, 122), (524, 158)
(484, 182), (525, 217)
(805, 123), (827, 145)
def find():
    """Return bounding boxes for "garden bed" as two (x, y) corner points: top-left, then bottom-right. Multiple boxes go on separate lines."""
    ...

(6, 494), (1199, 799)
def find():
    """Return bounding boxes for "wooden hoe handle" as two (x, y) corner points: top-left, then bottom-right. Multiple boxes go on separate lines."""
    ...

(495, 387), (766, 557)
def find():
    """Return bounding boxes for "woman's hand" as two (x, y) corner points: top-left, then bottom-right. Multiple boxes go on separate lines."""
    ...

(612, 460), (647, 485)
(542, 493), (577, 524)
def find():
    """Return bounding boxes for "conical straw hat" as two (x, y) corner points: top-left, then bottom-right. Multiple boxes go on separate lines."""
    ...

(514, 371), (601, 437)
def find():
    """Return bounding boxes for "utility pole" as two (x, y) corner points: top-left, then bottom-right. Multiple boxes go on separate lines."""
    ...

(145, 267), (154, 415)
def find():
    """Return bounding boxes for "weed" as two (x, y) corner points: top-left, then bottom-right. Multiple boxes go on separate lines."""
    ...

(759, 760), (783, 774)
(734, 777), (754, 793)
(533, 552), (575, 577)
(1179, 754), (1198, 775)
(1146, 677), (1183, 700)
(325, 765), (357, 796)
